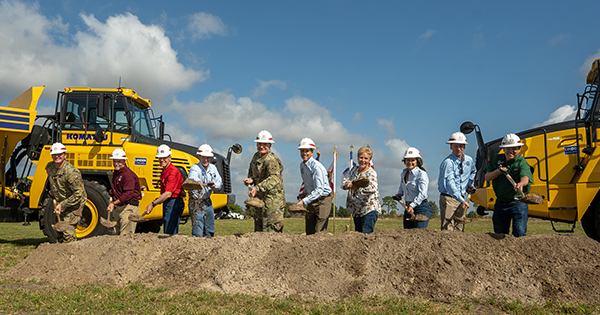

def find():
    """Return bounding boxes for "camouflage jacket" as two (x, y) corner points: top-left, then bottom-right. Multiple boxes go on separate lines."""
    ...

(247, 151), (285, 209)
(46, 161), (87, 213)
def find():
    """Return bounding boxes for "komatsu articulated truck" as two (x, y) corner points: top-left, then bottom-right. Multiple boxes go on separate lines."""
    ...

(0, 86), (241, 242)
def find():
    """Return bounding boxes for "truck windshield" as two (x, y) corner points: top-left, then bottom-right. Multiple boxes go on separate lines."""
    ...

(131, 100), (155, 139)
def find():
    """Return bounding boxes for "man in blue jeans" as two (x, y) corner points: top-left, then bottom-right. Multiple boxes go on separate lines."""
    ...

(484, 133), (533, 237)
(144, 144), (184, 235)
(188, 144), (222, 237)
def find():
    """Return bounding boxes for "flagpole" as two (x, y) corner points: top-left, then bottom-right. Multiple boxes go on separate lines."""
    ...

(332, 146), (337, 234)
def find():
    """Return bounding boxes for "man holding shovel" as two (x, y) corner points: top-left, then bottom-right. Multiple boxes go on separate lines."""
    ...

(107, 148), (141, 235)
(144, 144), (184, 235)
(438, 132), (476, 231)
(243, 130), (285, 233)
(484, 133), (533, 237)
(45, 143), (87, 243)
(187, 144), (222, 237)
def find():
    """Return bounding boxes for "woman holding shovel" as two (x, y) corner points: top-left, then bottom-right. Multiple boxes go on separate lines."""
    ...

(394, 147), (432, 229)
(484, 133), (533, 237)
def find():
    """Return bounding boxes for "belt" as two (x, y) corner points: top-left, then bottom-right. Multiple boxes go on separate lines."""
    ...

(441, 193), (452, 197)
(318, 195), (332, 201)
(407, 199), (428, 205)
(128, 200), (140, 206)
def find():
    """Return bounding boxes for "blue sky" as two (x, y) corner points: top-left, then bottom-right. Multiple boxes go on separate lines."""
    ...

(1, 0), (599, 209)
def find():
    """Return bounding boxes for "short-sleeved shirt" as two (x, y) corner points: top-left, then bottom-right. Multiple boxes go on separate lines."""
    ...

(112, 166), (141, 203)
(160, 162), (184, 198)
(485, 153), (533, 202)
(300, 157), (332, 204)
(188, 163), (222, 200)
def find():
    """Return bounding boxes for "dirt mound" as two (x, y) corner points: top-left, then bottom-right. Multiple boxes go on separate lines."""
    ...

(3, 229), (600, 304)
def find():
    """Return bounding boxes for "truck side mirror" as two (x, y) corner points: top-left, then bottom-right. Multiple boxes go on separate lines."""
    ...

(98, 94), (111, 120)
(460, 121), (476, 135)
(94, 129), (105, 143)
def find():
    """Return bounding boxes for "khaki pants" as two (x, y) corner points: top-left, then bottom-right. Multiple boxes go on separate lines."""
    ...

(305, 196), (332, 235)
(113, 203), (138, 235)
(440, 194), (464, 232)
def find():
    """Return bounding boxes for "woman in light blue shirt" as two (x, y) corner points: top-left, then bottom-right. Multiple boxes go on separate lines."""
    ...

(394, 147), (432, 229)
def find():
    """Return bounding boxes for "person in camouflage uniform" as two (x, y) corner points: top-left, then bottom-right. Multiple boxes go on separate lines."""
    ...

(244, 130), (285, 232)
(45, 143), (87, 243)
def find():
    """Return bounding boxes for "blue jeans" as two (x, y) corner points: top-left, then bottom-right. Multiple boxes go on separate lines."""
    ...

(191, 201), (214, 237)
(353, 211), (378, 234)
(163, 197), (184, 235)
(403, 201), (432, 229)
(492, 200), (528, 237)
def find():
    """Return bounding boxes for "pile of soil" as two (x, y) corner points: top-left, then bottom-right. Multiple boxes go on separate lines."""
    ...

(3, 229), (600, 304)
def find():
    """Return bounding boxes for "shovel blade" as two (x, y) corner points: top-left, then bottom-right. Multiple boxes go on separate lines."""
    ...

(52, 221), (72, 232)
(100, 217), (117, 228)
(520, 193), (544, 205)
(128, 214), (147, 222)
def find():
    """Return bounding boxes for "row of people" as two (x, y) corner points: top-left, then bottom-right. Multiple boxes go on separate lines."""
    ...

(45, 127), (532, 242)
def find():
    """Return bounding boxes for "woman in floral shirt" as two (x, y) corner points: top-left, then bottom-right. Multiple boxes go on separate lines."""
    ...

(342, 146), (381, 234)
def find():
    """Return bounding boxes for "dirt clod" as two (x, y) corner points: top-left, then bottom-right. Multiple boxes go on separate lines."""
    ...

(3, 229), (600, 304)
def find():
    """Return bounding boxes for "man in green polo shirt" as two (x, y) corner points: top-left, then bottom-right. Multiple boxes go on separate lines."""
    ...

(484, 133), (533, 237)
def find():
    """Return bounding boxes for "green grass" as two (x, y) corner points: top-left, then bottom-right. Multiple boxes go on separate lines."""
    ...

(0, 218), (595, 314)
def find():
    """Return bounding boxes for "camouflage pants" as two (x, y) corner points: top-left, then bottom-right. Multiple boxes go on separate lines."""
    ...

(54, 200), (81, 243)
(254, 207), (284, 233)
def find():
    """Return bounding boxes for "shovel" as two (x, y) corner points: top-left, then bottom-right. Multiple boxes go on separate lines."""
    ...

(452, 194), (472, 224)
(52, 211), (72, 232)
(396, 199), (428, 222)
(129, 212), (148, 223)
(243, 182), (264, 209)
(500, 169), (544, 205)
(100, 209), (117, 228)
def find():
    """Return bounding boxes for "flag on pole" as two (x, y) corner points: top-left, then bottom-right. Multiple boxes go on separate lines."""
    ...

(327, 150), (336, 194)
(341, 146), (355, 183)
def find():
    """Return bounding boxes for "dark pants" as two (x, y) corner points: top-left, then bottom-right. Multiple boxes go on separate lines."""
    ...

(305, 196), (332, 235)
(163, 197), (184, 235)
(492, 200), (528, 237)
(403, 201), (432, 229)
(353, 211), (378, 234)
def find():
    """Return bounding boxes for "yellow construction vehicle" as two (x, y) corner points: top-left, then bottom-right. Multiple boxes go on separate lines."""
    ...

(463, 58), (600, 241)
(0, 86), (242, 242)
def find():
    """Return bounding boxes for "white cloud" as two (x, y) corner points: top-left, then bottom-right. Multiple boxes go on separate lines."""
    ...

(0, 0), (206, 104)
(532, 104), (577, 127)
(548, 34), (569, 46)
(252, 79), (287, 99)
(164, 122), (200, 145)
(377, 118), (395, 139)
(419, 29), (436, 41)
(352, 112), (361, 123)
(188, 12), (228, 40)
(169, 91), (373, 147)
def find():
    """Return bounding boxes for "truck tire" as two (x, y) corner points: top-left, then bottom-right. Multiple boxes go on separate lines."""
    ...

(581, 203), (600, 242)
(42, 180), (111, 243)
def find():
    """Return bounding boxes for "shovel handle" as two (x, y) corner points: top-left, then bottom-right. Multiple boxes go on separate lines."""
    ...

(501, 169), (525, 196)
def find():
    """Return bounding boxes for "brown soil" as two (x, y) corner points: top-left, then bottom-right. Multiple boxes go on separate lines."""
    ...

(3, 229), (600, 304)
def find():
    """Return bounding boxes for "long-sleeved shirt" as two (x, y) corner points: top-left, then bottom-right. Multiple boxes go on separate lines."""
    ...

(342, 166), (381, 217)
(45, 161), (87, 213)
(112, 166), (141, 203)
(397, 167), (429, 208)
(300, 157), (332, 204)
(438, 153), (476, 203)
(188, 163), (222, 200)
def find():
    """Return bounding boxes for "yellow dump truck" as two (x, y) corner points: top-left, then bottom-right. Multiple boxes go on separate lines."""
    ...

(0, 86), (241, 242)
(464, 59), (600, 241)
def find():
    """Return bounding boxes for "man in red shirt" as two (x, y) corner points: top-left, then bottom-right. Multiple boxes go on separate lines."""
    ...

(107, 148), (142, 234)
(144, 144), (184, 235)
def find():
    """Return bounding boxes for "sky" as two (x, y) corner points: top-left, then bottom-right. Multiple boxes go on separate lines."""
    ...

(1, 0), (599, 210)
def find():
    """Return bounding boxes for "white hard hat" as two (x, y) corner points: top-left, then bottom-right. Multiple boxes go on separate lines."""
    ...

(156, 144), (172, 158)
(254, 130), (275, 144)
(446, 132), (468, 145)
(197, 144), (214, 157)
(499, 133), (524, 148)
(109, 148), (128, 160)
(50, 143), (67, 155)
(403, 147), (421, 159)
(297, 138), (316, 150)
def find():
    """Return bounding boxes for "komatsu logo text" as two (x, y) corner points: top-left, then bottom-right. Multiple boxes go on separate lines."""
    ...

(65, 133), (108, 141)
